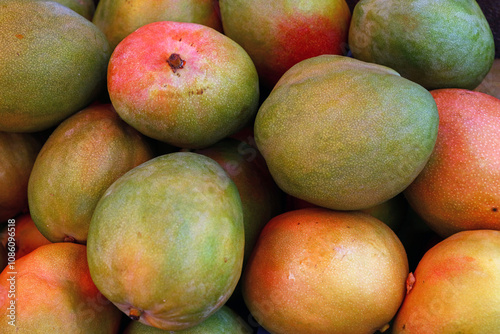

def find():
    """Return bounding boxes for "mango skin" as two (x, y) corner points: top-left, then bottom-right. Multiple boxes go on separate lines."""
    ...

(404, 89), (500, 238)
(475, 59), (500, 99)
(0, 0), (111, 132)
(93, 0), (223, 50)
(195, 138), (285, 263)
(242, 208), (409, 334)
(0, 132), (41, 222)
(0, 213), (51, 259)
(392, 230), (500, 333)
(32, 0), (96, 20)
(348, 0), (495, 90)
(87, 152), (245, 331)
(0, 243), (123, 333)
(254, 55), (439, 210)
(123, 306), (253, 334)
(27, 103), (153, 244)
(219, 0), (351, 91)
(107, 21), (259, 149)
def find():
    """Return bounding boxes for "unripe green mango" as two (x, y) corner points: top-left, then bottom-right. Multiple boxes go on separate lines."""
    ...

(93, 0), (223, 50)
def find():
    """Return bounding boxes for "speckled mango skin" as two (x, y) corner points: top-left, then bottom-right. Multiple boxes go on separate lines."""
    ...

(93, 0), (223, 50)
(194, 138), (284, 263)
(404, 89), (500, 238)
(27, 103), (153, 244)
(475, 58), (500, 99)
(0, 132), (41, 222)
(123, 305), (252, 334)
(348, 0), (495, 90)
(107, 21), (260, 149)
(254, 55), (439, 211)
(219, 0), (351, 90)
(0, 243), (123, 333)
(87, 152), (245, 331)
(34, 0), (96, 20)
(242, 208), (409, 334)
(392, 230), (500, 333)
(0, 0), (110, 132)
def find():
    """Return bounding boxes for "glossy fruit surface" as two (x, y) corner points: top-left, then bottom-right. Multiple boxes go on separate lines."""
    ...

(0, 243), (123, 333)
(243, 208), (408, 334)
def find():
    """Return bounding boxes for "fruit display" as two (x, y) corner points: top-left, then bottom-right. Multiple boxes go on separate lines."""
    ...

(475, 58), (500, 98)
(0, 213), (51, 259)
(122, 305), (252, 333)
(0, 0), (499, 333)
(0, 132), (41, 222)
(37, 0), (97, 20)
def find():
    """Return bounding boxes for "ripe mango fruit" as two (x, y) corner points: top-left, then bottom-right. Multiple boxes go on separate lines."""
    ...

(0, 0), (110, 132)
